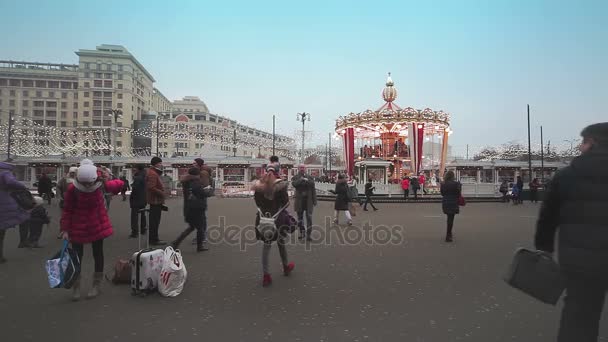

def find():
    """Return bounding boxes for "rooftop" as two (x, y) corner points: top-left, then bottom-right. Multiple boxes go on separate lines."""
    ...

(75, 44), (156, 82)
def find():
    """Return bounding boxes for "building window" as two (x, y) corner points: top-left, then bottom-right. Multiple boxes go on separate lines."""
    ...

(47, 111), (56, 117)
(62, 92), (68, 99)
(117, 103), (123, 108)
(48, 91), (55, 98)
(61, 102), (67, 109)
(85, 63), (90, 69)
(22, 80), (33, 87)
(93, 110), (102, 116)
(9, 79), (20, 87)
(72, 121), (78, 127)
(22, 110), (29, 116)
(73, 112), (78, 118)
(10, 90), (16, 97)
(103, 92), (112, 98)
(103, 101), (112, 108)
(73, 82), (78, 89)
(103, 120), (111, 126)
(117, 93), (123, 99)
(46, 120), (56, 127)
(35, 80), (46, 87)
(84, 82), (90, 88)
(34, 110), (44, 116)
(93, 91), (102, 97)
(104, 81), (112, 88)
(118, 74), (123, 80)
(106, 64), (112, 71)
(84, 72), (90, 78)
(94, 80), (102, 87)
(22, 100), (29, 107)
(84, 111), (89, 117)
(33, 101), (44, 107)
(84, 92), (90, 98)
(95, 73), (102, 78)
(47, 101), (57, 108)
(84, 101), (89, 108)
(9, 100), (15, 107)
(118, 65), (123, 71)
(61, 111), (67, 118)
(73, 102), (78, 109)
(22, 90), (29, 97)
(93, 120), (101, 126)
(61, 122), (67, 127)
(61, 82), (72, 89)
(96, 64), (100, 70)
(48, 81), (59, 88)
(36, 91), (42, 97)
(104, 73), (112, 79)
(83, 121), (89, 126)
(93, 100), (102, 107)
(74, 93), (78, 99)
(117, 84), (123, 89)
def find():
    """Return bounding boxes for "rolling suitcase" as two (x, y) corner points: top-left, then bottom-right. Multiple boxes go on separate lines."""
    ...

(504, 247), (565, 305)
(131, 208), (164, 296)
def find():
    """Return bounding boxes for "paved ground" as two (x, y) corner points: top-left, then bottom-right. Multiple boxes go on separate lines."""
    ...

(1, 197), (606, 341)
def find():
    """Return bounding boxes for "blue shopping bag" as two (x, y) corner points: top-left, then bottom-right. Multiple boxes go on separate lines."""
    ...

(45, 240), (81, 289)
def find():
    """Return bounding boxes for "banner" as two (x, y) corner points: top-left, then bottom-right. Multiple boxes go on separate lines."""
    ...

(343, 128), (355, 176)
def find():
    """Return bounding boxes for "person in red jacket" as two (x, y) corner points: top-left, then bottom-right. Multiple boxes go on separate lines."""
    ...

(60, 159), (124, 301)
(401, 177), (410, 200)
(418, 173), (427, 195)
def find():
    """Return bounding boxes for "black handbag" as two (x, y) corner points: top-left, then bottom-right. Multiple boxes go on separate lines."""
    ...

(504, 248), (565, 305)
(11, 190), (36, 210)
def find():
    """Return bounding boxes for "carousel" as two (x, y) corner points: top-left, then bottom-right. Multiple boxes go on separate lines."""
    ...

(335, 74), (453, 183)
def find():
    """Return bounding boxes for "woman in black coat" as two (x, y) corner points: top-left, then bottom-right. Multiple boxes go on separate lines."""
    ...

(440, 171), (462, 242)
(331, 175), (352, 225)
(170, 167), (208, 252)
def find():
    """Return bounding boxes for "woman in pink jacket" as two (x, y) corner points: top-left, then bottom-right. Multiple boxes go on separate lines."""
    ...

(60, 159), (123, 301)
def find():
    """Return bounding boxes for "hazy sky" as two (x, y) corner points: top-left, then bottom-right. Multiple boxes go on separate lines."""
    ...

(1, 0), (606, 156)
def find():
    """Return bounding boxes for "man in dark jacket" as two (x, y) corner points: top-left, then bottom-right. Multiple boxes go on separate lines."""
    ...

(146, 157), (166, 245)
(292, 166), (317, 241)
(363, 178), (378, 211)
(535, 122), (608, 342)
(190, 158), (213, 249)
(37, 173), (53, 205)
(129, 165), (147, 238)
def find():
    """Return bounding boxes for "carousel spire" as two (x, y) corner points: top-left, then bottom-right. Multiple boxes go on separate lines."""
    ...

(382, 72), (397, 103)
(386, 72), (394, 87)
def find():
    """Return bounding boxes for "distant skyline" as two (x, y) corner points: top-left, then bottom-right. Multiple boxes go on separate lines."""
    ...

(1, 0), (606, 156)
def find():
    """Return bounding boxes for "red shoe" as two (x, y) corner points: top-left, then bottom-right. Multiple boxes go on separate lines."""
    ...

(283, 262), (295, 276)
(262, 273), (272, 287)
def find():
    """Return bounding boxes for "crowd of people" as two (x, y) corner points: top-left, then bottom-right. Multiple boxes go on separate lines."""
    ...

(0, 122), (606, 341)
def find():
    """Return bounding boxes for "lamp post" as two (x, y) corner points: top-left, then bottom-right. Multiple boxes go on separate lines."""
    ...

(296, 112), (311, 164)
(107, 109), (122, 158)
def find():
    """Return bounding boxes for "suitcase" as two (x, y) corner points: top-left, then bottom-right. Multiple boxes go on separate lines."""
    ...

(131, 208), (165, 296)
(504, 247), (565, 305)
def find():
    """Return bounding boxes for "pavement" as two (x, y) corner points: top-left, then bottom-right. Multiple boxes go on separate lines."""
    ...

(1, 197), (606, 341)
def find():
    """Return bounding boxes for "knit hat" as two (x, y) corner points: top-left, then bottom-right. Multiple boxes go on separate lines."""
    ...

(77, 159), (98, 183)
(33, 196), (44, 206)
(266, 163), (279, 174)
(194, 158), (205, 167)
(151, 156), (163, 166)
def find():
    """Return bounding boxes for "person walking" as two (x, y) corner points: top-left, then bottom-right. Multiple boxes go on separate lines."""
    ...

(535, 123), (608, 342)
(363, 178), (378, 211)
(347, 177), (363, 205)
(499, 180), (509, 203)
(529, 178), (541, 203)
(120, 173), (130, 201)
(37, 173), (53, 205)
(292, 166), (317, 241)
(171, 167), (208, 252)
(331, 175), (353, 225)
(146, 157), (166, 246)
(129, 165), (147, 238)
(401, 177), (410, 200)
(189, 158), (213, 247)
(56, 167), (77, 208)
(419, 173), (427, 195)
(18, 196), (49, 248)
(253, 163), (296, 287)
(60, 159), (124, 300)
(516, 176), (524, 204)
(0, 162), (31, 263)
(410, 176), (420, 200)
(440, 170), (462, 242)
(511, 182), (521, 205)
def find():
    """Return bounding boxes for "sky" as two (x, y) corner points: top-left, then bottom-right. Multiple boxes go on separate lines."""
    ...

(1, 0), (606, 156)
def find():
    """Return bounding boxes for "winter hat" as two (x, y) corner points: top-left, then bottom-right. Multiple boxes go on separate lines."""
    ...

(194, 158), (205, 167)
(77, 159), (98, 183)
(33, 196), (44, 206)
(151, 156), (163, 166)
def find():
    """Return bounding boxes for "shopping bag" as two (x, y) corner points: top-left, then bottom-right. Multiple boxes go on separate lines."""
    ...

(349, 203), (357, 217)
(504, 248), (565, 305)
(45, 240), (81, 289)
(158, 247), (187, 297)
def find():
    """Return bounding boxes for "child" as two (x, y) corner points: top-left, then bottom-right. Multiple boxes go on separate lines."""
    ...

(18, 196), (50, 248)
(511, 182), (520, 205)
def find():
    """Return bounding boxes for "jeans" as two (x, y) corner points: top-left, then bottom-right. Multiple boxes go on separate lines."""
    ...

(363, 195), (377, 210)
(297, 210), (313, 236)
(558, 273), (608, 342)
(446, 213), (455, 236)
(72, 239), (104, 273)
(130, 208), (147, 235)
(262, 237), (288, 274)
(413, 189), (418, 200)
(403, 189), (409, 199)
(148, 204), (163, 243)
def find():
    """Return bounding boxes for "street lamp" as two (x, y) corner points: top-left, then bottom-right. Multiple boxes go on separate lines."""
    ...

(107, 109), (122, 158)
(296, 112), (311, 164)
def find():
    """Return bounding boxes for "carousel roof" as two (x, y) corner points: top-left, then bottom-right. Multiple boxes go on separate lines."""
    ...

(335, 74), (451, 134)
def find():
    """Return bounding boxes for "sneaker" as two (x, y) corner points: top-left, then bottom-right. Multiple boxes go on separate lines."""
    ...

(363, 209), (369, 211)
(191, 237), (197, 245)
(333, 218), (338, 224)
(347, 220), (353, 226)
(306, 235), (313, 242)
(283, 262), (295, 276)
(445, 235), (453, 242)
(262, 273), (272, 287)
(197, 242), (209, 252)
(373, 208), (379, 211)
(298, 232), (305, 240)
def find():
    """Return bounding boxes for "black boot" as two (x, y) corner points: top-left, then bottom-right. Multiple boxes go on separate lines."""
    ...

(171, 227), (194, 249)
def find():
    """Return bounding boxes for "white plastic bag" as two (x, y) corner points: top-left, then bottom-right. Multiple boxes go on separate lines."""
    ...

(158, 246), (187, 297)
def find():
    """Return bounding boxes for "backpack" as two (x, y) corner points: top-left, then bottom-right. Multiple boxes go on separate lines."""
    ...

(256, 203), (289, 241)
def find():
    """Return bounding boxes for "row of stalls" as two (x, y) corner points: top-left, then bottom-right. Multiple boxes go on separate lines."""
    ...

(446, 159), (567, 186)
